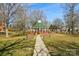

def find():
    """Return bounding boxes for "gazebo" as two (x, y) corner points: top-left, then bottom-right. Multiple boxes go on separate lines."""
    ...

(33, 20), (46, 34)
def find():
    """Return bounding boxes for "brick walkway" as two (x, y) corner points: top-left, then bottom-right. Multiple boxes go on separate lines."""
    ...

(33, 35), (50, 56)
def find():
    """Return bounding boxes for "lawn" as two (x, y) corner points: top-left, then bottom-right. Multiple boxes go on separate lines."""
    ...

(43, 32), (79, 56)
(0, 34), (36, 56)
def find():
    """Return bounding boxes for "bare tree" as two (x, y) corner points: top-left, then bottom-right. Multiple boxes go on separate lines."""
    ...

(51, 18), (64, 32)
(12, 6), (28, 31)
(0, 3), (20, 37)
(30, 9), (48, 28)
(63, 3), (79, 34)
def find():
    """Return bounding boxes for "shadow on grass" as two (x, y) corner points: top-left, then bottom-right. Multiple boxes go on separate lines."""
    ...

(46, 40), (79, 56)
(0, 38), (26, 56)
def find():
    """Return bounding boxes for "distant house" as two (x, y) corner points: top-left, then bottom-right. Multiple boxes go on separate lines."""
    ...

(0, 21), (4, 32)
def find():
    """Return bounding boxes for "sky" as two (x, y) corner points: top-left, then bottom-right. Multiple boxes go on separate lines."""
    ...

(24, 3), (65, 23)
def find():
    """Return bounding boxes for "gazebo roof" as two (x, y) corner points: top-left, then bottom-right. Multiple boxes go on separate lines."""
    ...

(33, 20), (45, 29)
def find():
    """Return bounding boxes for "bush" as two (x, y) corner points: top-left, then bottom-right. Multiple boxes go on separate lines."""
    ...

(0, 32), (6, 35)
(11, 31), (26, 37)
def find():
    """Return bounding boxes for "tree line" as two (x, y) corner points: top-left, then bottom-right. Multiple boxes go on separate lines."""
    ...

(0, 3), (79, 37)
(49, 3), (79, 34)
(0, 3), (48, 37)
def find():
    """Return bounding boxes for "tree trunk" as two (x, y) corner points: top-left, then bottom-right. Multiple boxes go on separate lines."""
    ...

(5, 23), (9, 37)
(71, 22), (74, 34)
(6, 28), (9, 37)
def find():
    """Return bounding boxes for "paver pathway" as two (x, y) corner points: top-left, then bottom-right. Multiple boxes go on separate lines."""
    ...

(33, 35), (50, 56)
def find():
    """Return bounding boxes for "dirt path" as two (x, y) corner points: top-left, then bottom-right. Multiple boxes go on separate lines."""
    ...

(33, 35), (50, 56)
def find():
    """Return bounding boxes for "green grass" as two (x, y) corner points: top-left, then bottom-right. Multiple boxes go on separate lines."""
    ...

(0, 35), (35, 56)
(43, 32), (79, 56)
